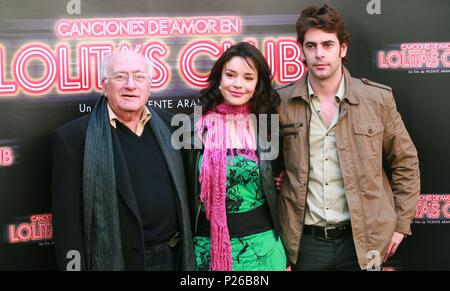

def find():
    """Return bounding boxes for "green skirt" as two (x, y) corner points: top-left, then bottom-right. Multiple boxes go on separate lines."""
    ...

(194, 229), (287, 271)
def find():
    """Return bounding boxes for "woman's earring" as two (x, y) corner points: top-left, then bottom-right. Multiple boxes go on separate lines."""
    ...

(219, 85), (222, 90)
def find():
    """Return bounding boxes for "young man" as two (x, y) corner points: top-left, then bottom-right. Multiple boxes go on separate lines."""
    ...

(277, 4), (420, 270)
(51, 51), (195, 271)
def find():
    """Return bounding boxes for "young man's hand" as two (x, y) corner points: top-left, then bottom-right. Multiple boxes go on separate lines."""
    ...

(274, 171), (286, 191)
(383, 232), (405, 262)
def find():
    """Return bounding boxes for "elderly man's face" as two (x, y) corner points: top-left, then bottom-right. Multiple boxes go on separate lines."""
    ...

(103, 52), (151, 119)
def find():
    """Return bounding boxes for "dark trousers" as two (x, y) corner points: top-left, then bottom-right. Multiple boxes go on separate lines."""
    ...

(144, 241), (179, 271)
(292, 234), (361, 271)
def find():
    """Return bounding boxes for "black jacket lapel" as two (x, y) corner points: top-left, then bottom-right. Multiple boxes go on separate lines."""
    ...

(149, 109), (187, 203)
(149, 109), (195, 270)
(111, 130), (143, 228)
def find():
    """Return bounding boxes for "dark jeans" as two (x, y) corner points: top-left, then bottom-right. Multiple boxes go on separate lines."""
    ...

(144, 241), (179, 271)
(293, 234), (361, 271)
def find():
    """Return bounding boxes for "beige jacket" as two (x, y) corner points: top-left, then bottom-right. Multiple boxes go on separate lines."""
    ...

(277, 67), (420, 269)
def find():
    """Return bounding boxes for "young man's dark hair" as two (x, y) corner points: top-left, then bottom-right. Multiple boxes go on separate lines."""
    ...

(296, 4), (350, 62)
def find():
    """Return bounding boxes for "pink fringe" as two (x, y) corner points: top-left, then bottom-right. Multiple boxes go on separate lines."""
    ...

(196, 103), (257, 271)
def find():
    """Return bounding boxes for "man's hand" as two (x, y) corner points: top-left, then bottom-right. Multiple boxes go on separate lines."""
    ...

(274, 171), (286, 191)
(383, 232), (405, 262)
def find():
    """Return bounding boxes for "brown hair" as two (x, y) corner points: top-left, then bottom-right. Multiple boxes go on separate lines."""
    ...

(199, 42), (279, 115)
(296, 4), (350, 61)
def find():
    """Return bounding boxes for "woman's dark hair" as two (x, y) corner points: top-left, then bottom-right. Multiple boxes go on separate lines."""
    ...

(199, 42), (280, 115)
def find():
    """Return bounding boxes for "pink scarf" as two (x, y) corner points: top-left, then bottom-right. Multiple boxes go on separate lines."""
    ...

(196, 103), (258, 271)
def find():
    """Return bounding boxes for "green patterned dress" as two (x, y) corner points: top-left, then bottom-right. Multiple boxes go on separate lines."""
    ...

(195, 153), (287, 271)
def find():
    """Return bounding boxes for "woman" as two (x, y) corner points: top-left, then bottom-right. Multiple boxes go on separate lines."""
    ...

(184, 42), (286, 271)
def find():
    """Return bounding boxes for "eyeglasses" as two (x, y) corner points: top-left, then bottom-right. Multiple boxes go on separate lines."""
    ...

(106, 72), (149, 83)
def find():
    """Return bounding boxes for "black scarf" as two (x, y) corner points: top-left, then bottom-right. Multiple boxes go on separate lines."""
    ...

(82, 96), (125, 270)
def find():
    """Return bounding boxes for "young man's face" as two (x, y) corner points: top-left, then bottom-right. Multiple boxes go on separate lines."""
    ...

(301, 28), (348, 81)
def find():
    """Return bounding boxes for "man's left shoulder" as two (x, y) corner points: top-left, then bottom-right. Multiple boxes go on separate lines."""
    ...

(356, 77), (392, 93)
(351, 77), (395, 106)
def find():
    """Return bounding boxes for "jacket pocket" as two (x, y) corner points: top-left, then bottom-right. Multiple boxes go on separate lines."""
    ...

(280, 122), (302, 138)
(353, 122), (383, 159)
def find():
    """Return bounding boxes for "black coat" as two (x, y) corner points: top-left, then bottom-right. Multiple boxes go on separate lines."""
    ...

(51, 107), (196, 271)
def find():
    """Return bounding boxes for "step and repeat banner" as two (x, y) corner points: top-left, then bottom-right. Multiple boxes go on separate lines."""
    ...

(0, 0), (449, 270)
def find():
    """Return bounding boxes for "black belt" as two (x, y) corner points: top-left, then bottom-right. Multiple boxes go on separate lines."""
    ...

(196, 203), (274, 238)
(145, 231), (180, 248)
(303, 224), (352, 240)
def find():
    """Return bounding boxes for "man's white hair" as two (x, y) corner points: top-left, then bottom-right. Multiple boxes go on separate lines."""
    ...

(101, 51), (153, 83)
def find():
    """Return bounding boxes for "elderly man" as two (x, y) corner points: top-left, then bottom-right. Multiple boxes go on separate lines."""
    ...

(51, 50), (195, 271)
